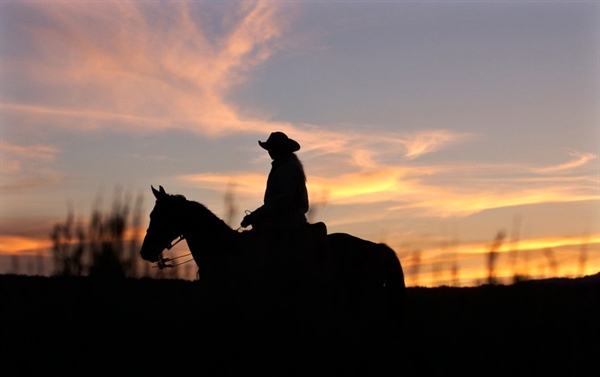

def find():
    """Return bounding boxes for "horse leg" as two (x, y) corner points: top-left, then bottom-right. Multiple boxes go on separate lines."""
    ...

(382, 246), (406, 330)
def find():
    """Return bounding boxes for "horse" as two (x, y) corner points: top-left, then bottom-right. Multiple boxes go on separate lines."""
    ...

(140, 185), (405, 374)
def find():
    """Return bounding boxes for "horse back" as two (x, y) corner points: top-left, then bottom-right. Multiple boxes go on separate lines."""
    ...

(327, 232), (402, 272)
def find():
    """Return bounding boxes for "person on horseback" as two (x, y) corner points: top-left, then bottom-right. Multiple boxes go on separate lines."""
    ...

(240, 131), (309, 231)
(240, 132), (319, 301)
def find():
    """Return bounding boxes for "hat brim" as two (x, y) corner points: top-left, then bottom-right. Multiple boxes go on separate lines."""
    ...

(258, 139), (300, 152)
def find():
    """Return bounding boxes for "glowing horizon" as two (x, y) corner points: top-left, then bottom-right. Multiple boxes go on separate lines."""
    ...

(1, 214), (597, 287)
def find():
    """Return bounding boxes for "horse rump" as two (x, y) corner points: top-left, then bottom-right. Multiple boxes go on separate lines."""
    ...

(327, 232), (405, 326)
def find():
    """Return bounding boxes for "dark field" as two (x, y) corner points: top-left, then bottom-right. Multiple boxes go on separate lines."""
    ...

(1, 274), (598, 376)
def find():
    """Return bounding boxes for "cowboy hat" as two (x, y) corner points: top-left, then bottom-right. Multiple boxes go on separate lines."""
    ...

(258, 132), (300, 152)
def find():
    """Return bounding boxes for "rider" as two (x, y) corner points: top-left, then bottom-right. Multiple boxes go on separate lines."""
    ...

(240, 132), (312, 297)
(241, 131), (309, 232)
(241, 131), (332, 308)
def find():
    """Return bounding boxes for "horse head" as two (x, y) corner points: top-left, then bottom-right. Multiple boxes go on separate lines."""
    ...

(140, 185), (186, 263)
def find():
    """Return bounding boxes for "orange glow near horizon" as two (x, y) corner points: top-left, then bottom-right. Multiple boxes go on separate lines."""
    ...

(397, 235), (600, 287)
(2, 229), (598, 287)
(0, 236), (52, 256)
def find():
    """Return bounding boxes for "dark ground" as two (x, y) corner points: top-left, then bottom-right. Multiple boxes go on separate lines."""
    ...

(1, 273), (598, 376)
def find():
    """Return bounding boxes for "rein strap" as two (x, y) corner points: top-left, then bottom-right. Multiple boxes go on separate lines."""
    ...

(153, 252), (194, 270)
(166, 235), (185, 250)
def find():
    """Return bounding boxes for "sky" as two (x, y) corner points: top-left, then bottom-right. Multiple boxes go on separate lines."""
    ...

(0, 0), (598, 287)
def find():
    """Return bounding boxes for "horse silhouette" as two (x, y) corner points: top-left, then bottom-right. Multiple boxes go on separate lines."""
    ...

(140, 185), (405, 333)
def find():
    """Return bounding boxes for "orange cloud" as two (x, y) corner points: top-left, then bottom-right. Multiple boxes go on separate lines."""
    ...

(399, 185), (598, 218)
(310, 159), (598, 217)
(0, 235), (52, 256)
(178, 157), (598, 221)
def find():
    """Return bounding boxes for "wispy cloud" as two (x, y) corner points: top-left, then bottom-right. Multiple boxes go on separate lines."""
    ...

(536, 151), (597, 173)
(0, 142), (59, 167)
(384, 160), (599, 217)
(280, 127), (472, 172)
(20, 2), (472, 174)
(398, 130), (469, 160)
(3, 1), (470, 163)
(3, 1), (290, 136)
(0, 142), (64, 191)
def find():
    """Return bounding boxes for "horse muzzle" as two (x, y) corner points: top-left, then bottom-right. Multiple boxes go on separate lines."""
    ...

(139, 239), (161, 263)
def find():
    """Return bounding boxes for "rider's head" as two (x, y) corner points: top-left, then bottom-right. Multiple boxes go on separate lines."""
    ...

(258, 132), (300, 160)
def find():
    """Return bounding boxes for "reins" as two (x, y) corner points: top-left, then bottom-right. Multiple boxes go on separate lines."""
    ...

(150, 226), (247, 277)
(152, 235), (195, 270)
(166, 235), (185, 250)
(153, 252), (195, 270)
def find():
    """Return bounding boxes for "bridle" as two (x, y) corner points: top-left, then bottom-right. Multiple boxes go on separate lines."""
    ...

(149, 219), (248, 278)
(152, 235), (195, 271)
(166, 234), (185, 251)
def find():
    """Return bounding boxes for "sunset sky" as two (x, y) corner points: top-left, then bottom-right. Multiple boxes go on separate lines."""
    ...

(1, 0), (598, 286)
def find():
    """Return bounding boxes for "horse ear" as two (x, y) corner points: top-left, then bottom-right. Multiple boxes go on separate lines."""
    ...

(151, 185), (162, 200)
(151, 185), (168, 200)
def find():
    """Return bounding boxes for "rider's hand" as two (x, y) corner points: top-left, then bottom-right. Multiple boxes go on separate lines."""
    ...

(240, 213), (253, 228)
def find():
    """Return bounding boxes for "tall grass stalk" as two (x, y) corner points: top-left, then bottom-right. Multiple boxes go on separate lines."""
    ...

(50, 188), (148, 279)
(486, 230), (506, 285)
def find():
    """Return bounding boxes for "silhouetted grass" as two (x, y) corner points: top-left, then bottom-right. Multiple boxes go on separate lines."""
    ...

(487, 230), (506, 285)
(50, 187), (149, 279)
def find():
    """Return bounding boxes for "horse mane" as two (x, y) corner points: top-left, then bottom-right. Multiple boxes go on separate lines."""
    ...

(168, 193), (234, 236)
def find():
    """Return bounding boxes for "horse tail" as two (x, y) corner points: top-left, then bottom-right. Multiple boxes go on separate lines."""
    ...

(380, 244), (406, 329)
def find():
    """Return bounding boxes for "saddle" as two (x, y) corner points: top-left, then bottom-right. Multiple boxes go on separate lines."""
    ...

(240, 221), (327, 279)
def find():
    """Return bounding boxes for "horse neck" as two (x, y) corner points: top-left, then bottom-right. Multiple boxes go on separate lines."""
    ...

(181, 200), (237, 252)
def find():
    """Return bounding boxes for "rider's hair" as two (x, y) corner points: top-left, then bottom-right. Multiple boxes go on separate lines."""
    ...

(291, 153), (307, 183)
